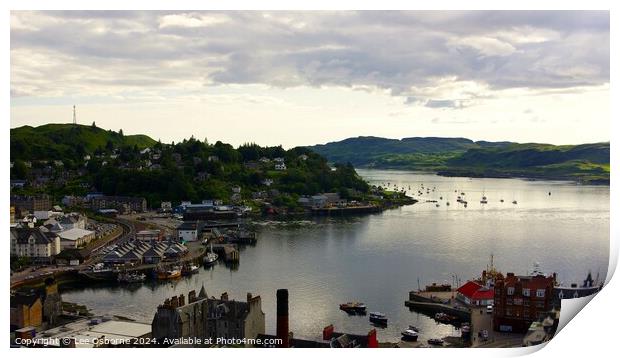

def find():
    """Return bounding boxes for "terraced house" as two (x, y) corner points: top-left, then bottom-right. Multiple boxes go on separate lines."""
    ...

(10, 227), (61, 263)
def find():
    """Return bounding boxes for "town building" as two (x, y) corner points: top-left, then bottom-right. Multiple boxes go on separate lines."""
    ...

(456, 281), (494, 306)
(10, 227), (61, 262)
(151, 288), (265, 345)
(58, 228), (96, 250)
(11, 195), (53, 215)
(10, 294), (42, 330)
(135, 229), (164, 242)
(493, 272), (556, 333)
(551, 272), (601, 309)
(274, 163), (287, 171)
(89, 195), (147, 213)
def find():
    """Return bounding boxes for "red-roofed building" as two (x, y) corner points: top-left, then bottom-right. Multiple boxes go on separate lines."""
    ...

(456, 281), (494, 306)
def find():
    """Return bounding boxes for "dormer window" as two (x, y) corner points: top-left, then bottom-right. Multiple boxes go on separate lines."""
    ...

(536, 289), (545, 298)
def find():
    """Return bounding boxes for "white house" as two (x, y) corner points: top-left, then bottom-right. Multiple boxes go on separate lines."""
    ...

(274, 163), (287, 171)
(176, 222), (200, 242)
(10, 228), (61, 262)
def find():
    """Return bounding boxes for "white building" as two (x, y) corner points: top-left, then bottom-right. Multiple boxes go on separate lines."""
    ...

(176, 222), (200, 242)
(274, 163), (287, 171)
(58, 228), (95, 250)
(10, 228), (61, 261)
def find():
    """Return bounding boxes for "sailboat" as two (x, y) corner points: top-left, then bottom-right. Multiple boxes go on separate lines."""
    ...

(203, 242), (219, 265)
(480, 189), (488, 204)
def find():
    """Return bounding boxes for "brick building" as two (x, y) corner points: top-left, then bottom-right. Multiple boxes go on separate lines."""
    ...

(493, 272), (556, 333)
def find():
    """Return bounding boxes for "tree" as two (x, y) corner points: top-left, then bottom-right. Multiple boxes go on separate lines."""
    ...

(91, 121), (97, 129)
(11, 160), (28, 179)
(119, 129), (124, 137)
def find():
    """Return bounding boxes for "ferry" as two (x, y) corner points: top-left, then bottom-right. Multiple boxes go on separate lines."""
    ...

(339, 302), (367, 314)
(369, 312), (388, 325)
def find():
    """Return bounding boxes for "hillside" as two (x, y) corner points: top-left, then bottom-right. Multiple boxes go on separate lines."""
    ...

(10, 123), (157, 162)
(308, 137), (610, 184)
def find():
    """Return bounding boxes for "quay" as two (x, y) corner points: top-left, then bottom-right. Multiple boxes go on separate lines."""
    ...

(404, 290), (471, 323)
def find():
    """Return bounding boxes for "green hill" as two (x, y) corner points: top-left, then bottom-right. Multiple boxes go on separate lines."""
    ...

(10, 123), (157, 162)
(307, 137), (609, 184)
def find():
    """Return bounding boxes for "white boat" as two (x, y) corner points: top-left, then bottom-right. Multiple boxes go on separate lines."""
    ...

(401, 328), (419, 341)
(203, 243), (219, 265)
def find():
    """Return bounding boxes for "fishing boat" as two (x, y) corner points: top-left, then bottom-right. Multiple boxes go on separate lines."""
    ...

(339, 302), (367, 314)
(117, 271), (146, 283)
(401, 328), (419, 341)
(369, 312), (388, 325)
(427, 338), (444, 346)
(203, 242), (219, 265)
(435, 312), (457, 323)
(156, 266), (181, 280)
(182, 263), (200, 276)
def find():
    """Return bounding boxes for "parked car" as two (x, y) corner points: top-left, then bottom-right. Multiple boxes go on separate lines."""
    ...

(486, 305), (493, 314)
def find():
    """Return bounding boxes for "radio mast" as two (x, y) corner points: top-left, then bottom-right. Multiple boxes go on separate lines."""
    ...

(73, 105), (77, 125)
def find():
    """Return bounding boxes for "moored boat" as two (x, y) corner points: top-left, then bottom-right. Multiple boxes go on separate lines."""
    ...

(369, 312), (388, 325)
(182, 264), (200, 276)
(204, 243), (219, 265)
(156, 266), (181, 280)
(427, 338), (444, 346)
(117, 271), (146, 283)
(339, 302), (367, 314)
(401, 328), (419, 341)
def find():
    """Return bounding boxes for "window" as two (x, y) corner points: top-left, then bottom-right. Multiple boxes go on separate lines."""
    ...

(507, 287), (515, 295)
(522, 288), (530, 297)
(536, 289), (545, 298)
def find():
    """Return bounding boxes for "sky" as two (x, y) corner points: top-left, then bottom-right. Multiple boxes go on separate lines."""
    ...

(10, 10), (610, 148)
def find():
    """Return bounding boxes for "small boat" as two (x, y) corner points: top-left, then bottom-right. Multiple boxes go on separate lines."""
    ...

(435, 204), (440, 207)
(480, 196), (488, 204)
(446, 202), (450, 206)
(427, 338), (444, 346)
(500, 199), (504, 203)
(157, 268), (181, 280)
(182, 264), (200, 276)
(512, 200), (518, 204)
(340, 302), (367, 314)
(401, 328), (419, 341)
(117, 271), (146, 283)
(435, 312), (456, 323)
(203, 243), (219, 265)
(369, 312), (388, 325)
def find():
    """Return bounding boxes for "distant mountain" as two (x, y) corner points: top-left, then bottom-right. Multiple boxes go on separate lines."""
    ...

(10, 123), (157, 162)
(307, 137), (610, 184)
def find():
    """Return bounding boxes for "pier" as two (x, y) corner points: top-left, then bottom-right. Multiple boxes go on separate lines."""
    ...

(404, 290), (471, 323)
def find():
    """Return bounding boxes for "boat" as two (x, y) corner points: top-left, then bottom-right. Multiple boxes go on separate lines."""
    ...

(427, 338), (444, 346)
(78, 263), (117, 281)
(339, 302), (367, 314)
(182, 263), (200, 276)
(203, 243), (219, 265)
(480, 196), (488, 204)
(435, 204), (440, 207)
(156, 266), (181, 280)
(435, 312), (457, 323)
(500, 199), (504, 203)
(369, 312), (388, 325)
(401, 328), (419, 341)
(117, 271), (146, 283)
(446, 202), (450, 206)
(512, 200), (518, 204)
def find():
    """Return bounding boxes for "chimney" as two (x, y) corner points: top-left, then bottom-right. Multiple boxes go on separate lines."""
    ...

(170, 296), (179, 308)
(323, 324), (334, 341)
(188, 290), (196, 303)
(221, 292), (228, 301)
(367, 329), (378, 348)
(179, 294), (185, 307)
(276, 289), (289, 348)
(247, 292), (252, 302)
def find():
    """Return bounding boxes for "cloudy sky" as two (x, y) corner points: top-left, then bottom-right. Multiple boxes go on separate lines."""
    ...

(10, 10), (610, 147)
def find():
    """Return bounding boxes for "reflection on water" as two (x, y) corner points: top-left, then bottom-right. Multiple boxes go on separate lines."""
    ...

(61, 170), (609, 342)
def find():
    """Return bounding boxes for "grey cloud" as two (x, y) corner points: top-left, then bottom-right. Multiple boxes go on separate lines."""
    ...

(10, 10), (609, 102)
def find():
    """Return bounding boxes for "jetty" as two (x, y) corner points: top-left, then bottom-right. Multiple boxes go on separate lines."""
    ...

(404, 290), (471, 323)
